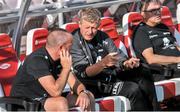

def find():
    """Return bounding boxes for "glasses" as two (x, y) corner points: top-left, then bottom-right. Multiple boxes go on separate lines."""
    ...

(143, 7), (161, 15)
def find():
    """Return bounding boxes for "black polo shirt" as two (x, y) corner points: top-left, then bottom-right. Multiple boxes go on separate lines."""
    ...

(133, 22), (180, 64)
(10, 47), (62, 100)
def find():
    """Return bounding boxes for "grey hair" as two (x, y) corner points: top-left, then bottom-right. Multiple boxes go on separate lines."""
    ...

(78, 7), (101, 25)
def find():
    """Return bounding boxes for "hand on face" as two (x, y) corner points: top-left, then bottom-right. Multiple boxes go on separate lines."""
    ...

(59, 48), (72, 71)
(123, 57), (140, 69)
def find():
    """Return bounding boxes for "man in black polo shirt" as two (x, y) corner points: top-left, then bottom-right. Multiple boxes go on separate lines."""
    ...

(133, 0), (180, 81)
(71, 7), (159, 110)
(10, 28), (95, 111)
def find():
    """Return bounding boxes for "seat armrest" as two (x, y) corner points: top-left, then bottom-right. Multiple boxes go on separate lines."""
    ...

(0, 97), (40, 111)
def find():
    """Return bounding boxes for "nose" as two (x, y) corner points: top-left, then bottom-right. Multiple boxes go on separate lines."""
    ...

(88, 28), (93, 35)
(156, 10), (161, 15)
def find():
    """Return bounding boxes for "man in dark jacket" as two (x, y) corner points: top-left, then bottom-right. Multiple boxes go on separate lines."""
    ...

(71, 7), (159, 110)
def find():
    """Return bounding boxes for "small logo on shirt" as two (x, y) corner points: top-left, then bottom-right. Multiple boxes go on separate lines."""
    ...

(148, 31), (153, 34)
(163, 32), (171, 35)
(149, 34), (158, 39)
(162, 37), (175, 49)
(103, 41), (108, 45)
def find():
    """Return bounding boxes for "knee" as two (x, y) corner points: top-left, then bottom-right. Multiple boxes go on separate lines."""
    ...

(126, 82), (142, 97)
(44, 97), (68, 111)
(88, 92), (95, 111)
(56, 97), (68, 110)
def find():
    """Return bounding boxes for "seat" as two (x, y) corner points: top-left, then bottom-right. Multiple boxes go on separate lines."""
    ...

(122, 11), (180, 103)
(0, 33), (40, 111)
(95, 96), (131, 111)
(61, 22), (79, 33)
(99, 17), (119, 40)
(99, 17), (128, 55)
(26, 28), (49, 55)
(0, 33), (20, 97)
(122, 12), (143, 57)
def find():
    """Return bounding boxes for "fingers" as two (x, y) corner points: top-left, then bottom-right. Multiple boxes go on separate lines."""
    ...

(75, 94), (90, 111)
(61, 48), (70, 57)
(124, 58), (140, 69)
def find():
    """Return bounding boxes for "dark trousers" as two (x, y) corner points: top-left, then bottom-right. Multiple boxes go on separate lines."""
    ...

(86, 67), (160, 111)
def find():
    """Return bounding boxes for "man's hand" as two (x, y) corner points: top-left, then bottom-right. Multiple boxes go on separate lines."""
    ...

(123, 57), (140, 69)
(101, 52), (120, 67)
(75, 91), (92, 111)
(59, 49), (72, 71)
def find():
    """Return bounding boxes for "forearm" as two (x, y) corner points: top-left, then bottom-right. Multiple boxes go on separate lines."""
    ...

(146, 54), (180, 65)
(55, 69), (70, 95)
(85, 61), (106, 77)
(76, 83), (87, 95)
(177, 46), (180, 51)
(67, 72), (87, 95)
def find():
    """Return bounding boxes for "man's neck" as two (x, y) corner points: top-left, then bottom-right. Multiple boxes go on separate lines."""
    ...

(146, 21), (157, 27)
(46, 47), (58, 61)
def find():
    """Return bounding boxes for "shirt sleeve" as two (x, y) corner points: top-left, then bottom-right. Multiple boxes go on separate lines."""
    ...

(133, 28), (153, 54)
(26, 56), (51, 79)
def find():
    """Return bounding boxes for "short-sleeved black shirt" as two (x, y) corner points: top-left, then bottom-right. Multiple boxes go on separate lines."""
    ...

(133, 22), (180, 64)
(10, 47), (62, 100)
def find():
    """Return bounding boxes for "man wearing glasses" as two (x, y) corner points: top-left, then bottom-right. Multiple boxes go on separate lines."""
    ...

(133, 0), (180, 81)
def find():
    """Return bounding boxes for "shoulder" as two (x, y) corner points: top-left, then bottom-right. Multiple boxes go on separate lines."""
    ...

(24, 47), (48, 65)
(96, 30), (109, 40)
(157, 23), (169, 30)
(136, 22), (147, 31)
(134, 22), (150, 36)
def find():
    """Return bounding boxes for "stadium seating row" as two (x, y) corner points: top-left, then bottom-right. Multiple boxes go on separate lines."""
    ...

(0, 5), (180, 111)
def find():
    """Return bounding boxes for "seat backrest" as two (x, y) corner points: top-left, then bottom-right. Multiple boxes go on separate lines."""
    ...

(99, 17), (128, 55)
(161, 6), (174, 28)
(122, 12), (143, 57)
(26, 28), (48, 55)
(61, 22), (79, 33)
(0, 33), (19, 96)
(99, 17), (119, 41)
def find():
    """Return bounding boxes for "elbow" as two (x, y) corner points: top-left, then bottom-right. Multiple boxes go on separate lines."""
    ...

(49, 88), (61, 97)
(50, 91), (60, 97)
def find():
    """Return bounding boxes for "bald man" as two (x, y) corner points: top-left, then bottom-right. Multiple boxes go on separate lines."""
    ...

(10, 28), (95, 111)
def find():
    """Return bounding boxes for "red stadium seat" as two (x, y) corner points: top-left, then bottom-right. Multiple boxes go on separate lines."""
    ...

(99, 17), (128, 56)
(26, 28), (48, 55)
(95, 96), (131, 111)
(61, 22), (79, 33)
(0, 33), (20, 96)
(122, 12), (143, 58)
(99, 17), (119, 40)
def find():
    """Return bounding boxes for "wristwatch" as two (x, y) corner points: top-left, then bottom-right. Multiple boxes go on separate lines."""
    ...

(79, 89), (90, 95)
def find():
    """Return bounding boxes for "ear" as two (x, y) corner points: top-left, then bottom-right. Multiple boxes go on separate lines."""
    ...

(59, 45), (63, 51)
